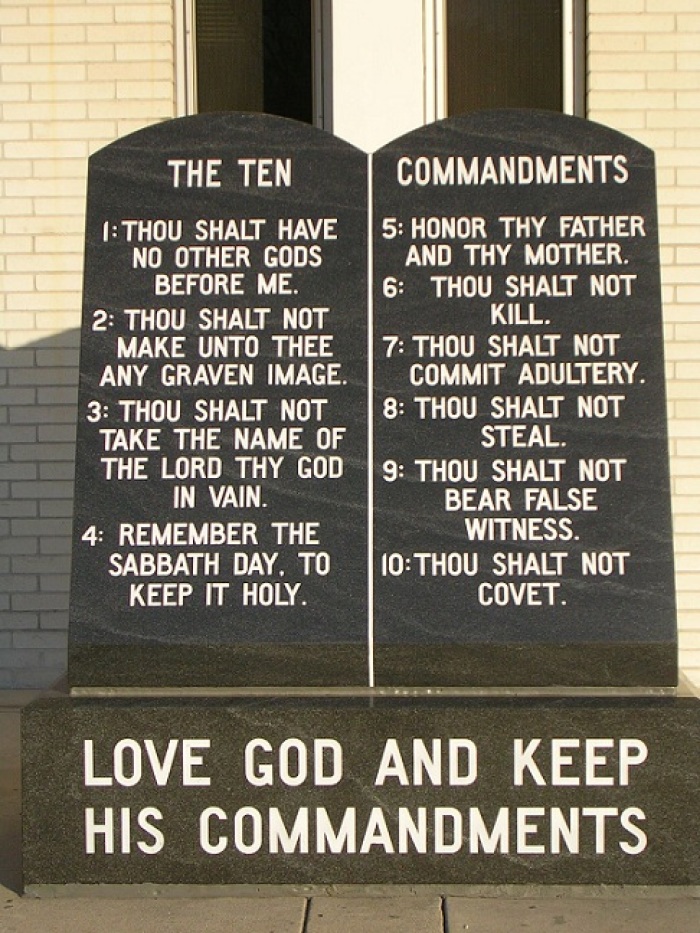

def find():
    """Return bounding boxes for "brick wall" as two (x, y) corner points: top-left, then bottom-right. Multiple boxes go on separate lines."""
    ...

(0, 1), (175, 686)
(588, 0), (700, 687)
(1, 1), (699, 688)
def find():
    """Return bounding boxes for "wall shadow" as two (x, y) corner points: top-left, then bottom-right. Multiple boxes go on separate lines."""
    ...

(0, 328), (81, 689)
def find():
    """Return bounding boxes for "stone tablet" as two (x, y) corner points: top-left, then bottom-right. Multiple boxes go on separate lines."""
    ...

(372, 111), (677, 686)
(69, 114), (369, 687)
(68, 111), (677, 689)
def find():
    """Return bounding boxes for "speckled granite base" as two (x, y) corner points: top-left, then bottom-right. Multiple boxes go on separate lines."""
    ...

(22, 690), (699, 887)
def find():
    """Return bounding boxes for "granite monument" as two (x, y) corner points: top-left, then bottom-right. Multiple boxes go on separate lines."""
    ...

(22, 111), (698, 890)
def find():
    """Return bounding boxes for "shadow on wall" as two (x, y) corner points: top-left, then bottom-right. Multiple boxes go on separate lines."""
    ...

(0, 329), (80, 689)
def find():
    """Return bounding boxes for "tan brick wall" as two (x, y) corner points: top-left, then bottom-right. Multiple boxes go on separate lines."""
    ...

(0, 1), (175, 686)
(1, 1), (698, 689)
(589, 0), (700, 688)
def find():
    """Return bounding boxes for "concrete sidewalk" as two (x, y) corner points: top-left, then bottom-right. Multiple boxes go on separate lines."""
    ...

(2, 692), (698, 932)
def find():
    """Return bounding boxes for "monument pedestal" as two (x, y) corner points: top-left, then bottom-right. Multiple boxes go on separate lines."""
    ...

(22, 685), (699, 890)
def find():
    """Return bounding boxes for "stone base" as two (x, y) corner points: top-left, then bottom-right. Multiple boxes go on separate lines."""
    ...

(22, 689), (699, 888)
